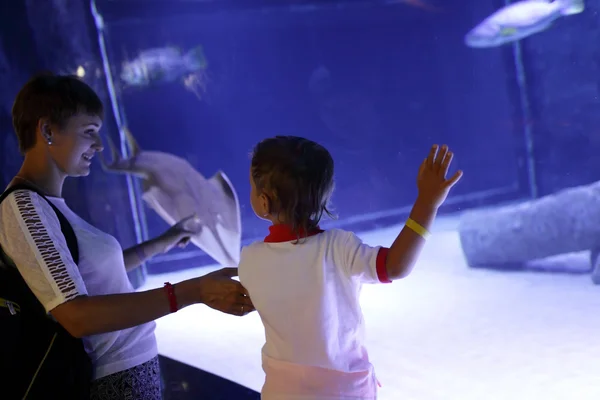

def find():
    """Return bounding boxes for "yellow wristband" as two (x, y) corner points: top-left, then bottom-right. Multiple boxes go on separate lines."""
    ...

(406, 218), (430, 239)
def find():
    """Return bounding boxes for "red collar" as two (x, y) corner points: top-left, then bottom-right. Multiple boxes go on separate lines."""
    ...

(264, 224), (324, 243)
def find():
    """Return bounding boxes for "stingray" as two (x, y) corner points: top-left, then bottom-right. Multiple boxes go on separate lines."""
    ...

(100, 128), (242, 267)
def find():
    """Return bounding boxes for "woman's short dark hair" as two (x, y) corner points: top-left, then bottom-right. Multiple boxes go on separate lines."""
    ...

(12, 72), (104, 154)
(251, 136), (336, 236)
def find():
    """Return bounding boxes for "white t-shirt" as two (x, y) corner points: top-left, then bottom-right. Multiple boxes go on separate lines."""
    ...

(0, 189), (158, 380)
(239, 224), (391, 400)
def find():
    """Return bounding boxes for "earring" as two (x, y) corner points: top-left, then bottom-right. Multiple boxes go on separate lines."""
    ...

(47, 139), (52, 145)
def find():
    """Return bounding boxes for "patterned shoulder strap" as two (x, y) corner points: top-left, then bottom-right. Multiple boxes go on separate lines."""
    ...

(0, 184), (79, 264)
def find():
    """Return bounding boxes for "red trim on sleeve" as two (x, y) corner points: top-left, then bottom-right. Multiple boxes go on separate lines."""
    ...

(376, 247), (392, 283)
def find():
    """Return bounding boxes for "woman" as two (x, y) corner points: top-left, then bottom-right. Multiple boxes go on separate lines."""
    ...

(0, 73), (254, 399)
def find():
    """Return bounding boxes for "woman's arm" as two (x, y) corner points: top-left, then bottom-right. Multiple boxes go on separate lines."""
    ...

(0, 190), (253, 339)
(122, 237), (165, 272)
(123, 215), (197, 272)
(52, 280), (194, 337)
(51, 268), (252, 338)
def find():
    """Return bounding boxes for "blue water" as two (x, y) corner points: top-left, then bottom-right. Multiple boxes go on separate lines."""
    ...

(90, 0), (534, 274)
(2, 1), (597, 397)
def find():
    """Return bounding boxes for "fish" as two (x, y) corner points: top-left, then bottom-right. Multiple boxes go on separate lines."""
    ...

(100, 128), (242, 267)
(464, 0), (585, 48)
(120, 46), (209, 100)
(387, 0), (443, 12)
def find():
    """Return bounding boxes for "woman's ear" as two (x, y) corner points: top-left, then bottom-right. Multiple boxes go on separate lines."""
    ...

(38, 119), (52, 145)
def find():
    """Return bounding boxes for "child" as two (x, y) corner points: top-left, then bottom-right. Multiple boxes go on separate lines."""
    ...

(239, 136), (463, 400)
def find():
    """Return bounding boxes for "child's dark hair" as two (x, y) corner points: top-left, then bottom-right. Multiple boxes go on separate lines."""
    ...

(12, 72), (104, 154)
(251, 136), (336, 236)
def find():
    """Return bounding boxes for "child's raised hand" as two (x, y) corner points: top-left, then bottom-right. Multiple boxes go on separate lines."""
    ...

(416, 144), (463, 209)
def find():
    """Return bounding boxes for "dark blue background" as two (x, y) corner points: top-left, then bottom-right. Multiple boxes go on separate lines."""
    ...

(96, 0), (526, 272)
(5, 0), (595, 276)
(0, 1), (598, 398)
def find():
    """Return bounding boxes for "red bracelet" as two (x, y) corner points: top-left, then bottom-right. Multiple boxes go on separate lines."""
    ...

(164, 282), (179, 313)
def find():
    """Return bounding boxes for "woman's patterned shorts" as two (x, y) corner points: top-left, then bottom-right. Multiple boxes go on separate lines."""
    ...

(90, 356), (162, 400)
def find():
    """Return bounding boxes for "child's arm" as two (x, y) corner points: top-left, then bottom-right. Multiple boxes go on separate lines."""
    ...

(385, 144), (462, 280)
(385, 198), (437, 280)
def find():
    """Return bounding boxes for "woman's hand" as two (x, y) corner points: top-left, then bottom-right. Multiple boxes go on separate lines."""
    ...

(158, 214), (200, 253)
(178, 268), (255, 317)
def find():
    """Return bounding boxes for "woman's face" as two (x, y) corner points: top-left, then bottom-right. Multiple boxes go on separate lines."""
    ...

(44, 113), (104, 177)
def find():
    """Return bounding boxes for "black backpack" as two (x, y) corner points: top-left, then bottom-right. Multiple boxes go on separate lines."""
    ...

(0, 183), (92, 399)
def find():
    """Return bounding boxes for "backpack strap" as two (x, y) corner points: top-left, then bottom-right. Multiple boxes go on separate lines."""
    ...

(0, 183), (79, 264)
